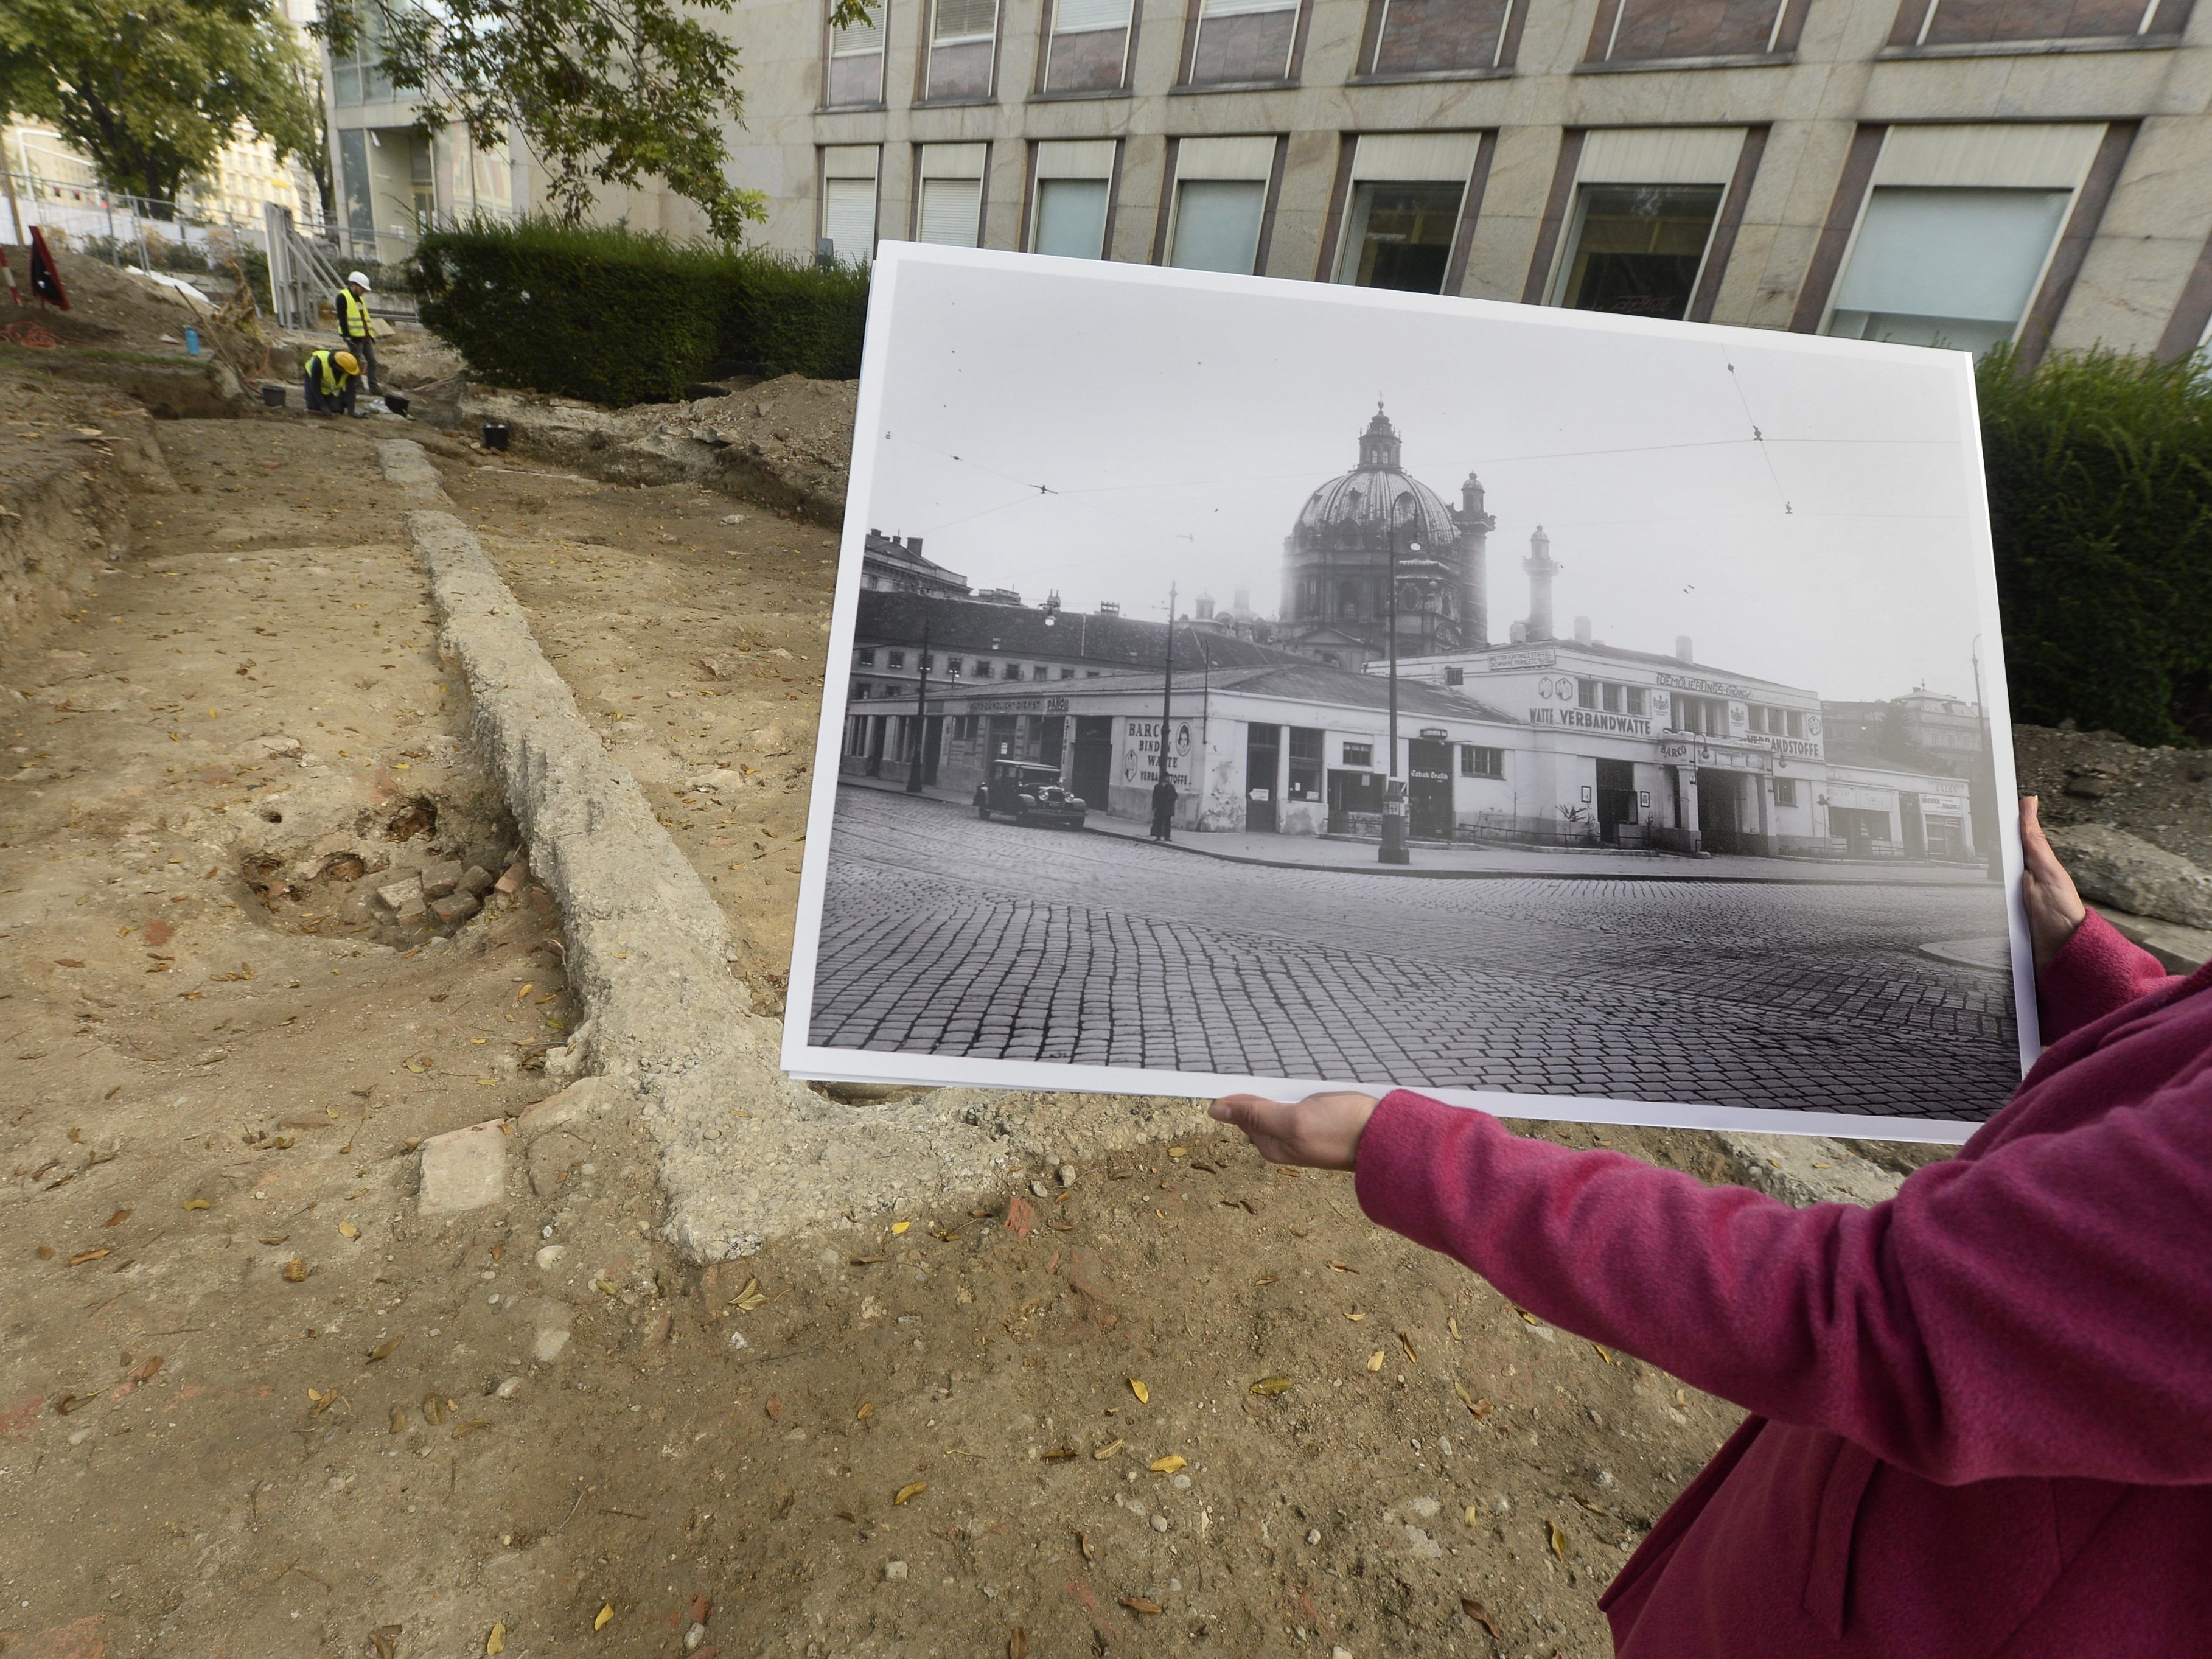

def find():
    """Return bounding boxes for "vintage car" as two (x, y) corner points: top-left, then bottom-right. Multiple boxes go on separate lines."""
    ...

(974, 760), (1087, 828)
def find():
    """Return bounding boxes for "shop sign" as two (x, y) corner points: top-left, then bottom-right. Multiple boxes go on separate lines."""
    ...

(1829, 784), (1894, 811)
(1485, 649), (1557, 671)
(1657, 671), (1754, 700)
(962, 695), (1070, 714)
(1121, 718), (1194, 787)
(1919, 794), (1966, 814)
(1532, 707), (1653, 737)
(1418, 727), (1450, 739)
(1411, 767), (1450, 784)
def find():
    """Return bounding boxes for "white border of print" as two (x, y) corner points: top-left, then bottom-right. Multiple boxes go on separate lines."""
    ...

(782, 241), (2039, 1146)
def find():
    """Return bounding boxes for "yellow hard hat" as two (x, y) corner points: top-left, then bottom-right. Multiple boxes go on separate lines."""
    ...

(334, 351), (360, 375)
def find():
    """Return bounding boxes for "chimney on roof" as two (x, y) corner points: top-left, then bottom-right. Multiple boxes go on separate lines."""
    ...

(1521, 526), (1557, 643)
(1509, 619), (1528, 644)
(1573, 615), (1592, 645)
(907, 536), (923, 557)
(1675, 635), (1694, 662)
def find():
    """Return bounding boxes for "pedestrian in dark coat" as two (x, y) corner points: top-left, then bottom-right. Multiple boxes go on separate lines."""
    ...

(1150, 777), (1178, 842)
(1211, 797), (2212, 1658)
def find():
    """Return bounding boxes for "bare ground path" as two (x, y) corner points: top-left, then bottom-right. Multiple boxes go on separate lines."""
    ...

(3, 412), (1869, 1659)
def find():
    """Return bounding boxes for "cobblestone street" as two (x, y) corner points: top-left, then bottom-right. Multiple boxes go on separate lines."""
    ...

(809, 788), (2024, 1119)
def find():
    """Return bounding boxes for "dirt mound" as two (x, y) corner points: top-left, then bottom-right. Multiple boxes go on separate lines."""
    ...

(444, 372), (859, 524)
(2013, 724), (2212, 872)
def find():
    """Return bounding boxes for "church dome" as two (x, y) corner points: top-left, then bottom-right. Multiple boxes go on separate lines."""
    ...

(1292, 406), (1460, 546)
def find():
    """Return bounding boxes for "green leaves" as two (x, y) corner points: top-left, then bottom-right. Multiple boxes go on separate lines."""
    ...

(0, 0), (320, 203)
(1978, 345), (2212, 746)
(316, 0), (766, 243)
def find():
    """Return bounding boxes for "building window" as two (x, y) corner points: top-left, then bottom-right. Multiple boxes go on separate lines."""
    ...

(1577, 678), (1599, 710)
(925, 0), (997, 100)
(1589, 0), (1796, 63)
(827, 1), (888, 105)
(972, 659), (993, 678)
(1288, 727), (1324, 798)
(1444, 666), (1465, 686)
(1342, 741), (1374, 767)
(1033, 665), (1050, 679)
(1460, 744), (1503, 778)
(1601, 682), (1623, 713)
(1004, 663), (1023, 681)
(1032, 140), (1116, 260)
(1823, 124), (2105, 355)
(1556, 183), (1723, 321)
(854, 683), (871, 699)
(1187, 0), (1299, 87)
(1042, 0), (1135, 92)
(887, 649), (905, 668)
(857, 647), (877, 665)
(1625, 686), (1647, 716)
(1167, 136), (1276, 273)
(1775, 778), (1798, 806)
(1338, 581), (1362, 620)
(1060, 667), (1076, 679)
(1673, 694), (1729, 735)
(1827, 186), (2071, 355)
(916, 143), (988, 246)
(1366, 0), (1516, 75)
(1332, 133), (1479, 293)
(1897, 0), (2184, 47)
(822, 146), (881, 264)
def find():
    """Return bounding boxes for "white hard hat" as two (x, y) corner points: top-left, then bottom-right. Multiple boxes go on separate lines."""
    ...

(347, 270), (371, 288)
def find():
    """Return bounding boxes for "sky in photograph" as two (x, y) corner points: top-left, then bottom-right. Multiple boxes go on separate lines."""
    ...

(860, 251), (2000, 704)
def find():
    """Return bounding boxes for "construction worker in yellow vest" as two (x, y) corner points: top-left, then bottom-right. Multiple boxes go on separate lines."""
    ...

(303, 348), (363, 417)
(337, 271), (380, 395)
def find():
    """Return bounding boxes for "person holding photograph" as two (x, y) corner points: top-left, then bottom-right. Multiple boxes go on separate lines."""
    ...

(1211, 795), (2211, 1656)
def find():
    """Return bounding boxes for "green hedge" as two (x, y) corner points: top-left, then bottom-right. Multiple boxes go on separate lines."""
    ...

(1980, 346), (2212, 746)
(410, 219), (868, 406)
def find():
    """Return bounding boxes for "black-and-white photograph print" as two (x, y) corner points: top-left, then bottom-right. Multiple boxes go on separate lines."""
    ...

(786, 243), (2035, 1140)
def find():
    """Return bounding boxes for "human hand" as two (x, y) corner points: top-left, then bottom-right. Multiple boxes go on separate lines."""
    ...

(2020, 797), (2087, 971)
(1209, 1091), (1379, 1171)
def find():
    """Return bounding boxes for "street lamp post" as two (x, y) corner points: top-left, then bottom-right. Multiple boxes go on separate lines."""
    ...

(905, 621), (932, 794)
(1380, 499), (1414, 865)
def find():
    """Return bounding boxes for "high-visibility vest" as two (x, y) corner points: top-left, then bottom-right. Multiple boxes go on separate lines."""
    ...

(305, 349), (352, 394)
(337, 288), (371, 338)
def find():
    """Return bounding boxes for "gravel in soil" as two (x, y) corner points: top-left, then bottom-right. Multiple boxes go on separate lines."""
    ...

(2012, 723), (2212, 871)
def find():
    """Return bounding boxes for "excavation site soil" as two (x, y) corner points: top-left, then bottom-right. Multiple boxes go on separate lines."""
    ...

(0, 304), (2043, 1659)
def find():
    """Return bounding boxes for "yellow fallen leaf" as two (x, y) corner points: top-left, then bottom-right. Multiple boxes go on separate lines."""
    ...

(1366, 1350), (1386, 1373)
(68, 1248), (111, 1266)
(732, 1277), (768, 1311)
(515, 983), (534, 1001)
(891, 1221), (910, 1235)
(1592, 1343), (1614, 1364)
(390, 1406), (406, 1433)
(593, 1602), (614, 1630)
(1129, 1378), (1149, 1404)
(894, 1481), (927, 1504)
(487, 1621), (506, 1655)
(1345, 1310), (1364, 1322)
(1464, 1504), (1481, 1526)
(856, 1401), (874, 1420)
(1548, 1519), (1568, 1558)
(282, 1256), (307, 1282)
(1399, 1332), (1419, 1364)
(1448, 1315), (1460, 1339)
(368, 1338), (400, 1362)
(183, 1198), (210, 1211)
(1517, 1309), (1540, 1325)
(1167, 1147), (1186, 1159)
(1249, 1376), (1294, 1396)
(1092, 1439), (1124, 1459)
(1149, 1455), (1187, 1474)
(340, 1221), (360, 1239)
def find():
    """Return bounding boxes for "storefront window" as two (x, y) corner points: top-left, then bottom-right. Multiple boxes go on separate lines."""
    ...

(1460, 745), (1503, 778)
(1288, 727), (1324, 800)
(1775, 778), (1798, 806)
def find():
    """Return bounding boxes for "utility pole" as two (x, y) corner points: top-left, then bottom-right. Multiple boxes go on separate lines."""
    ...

(1380, 502), (1409, 865)
(905, 622), (931, 794)
(1159, 582), (1177, 798)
